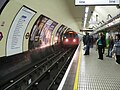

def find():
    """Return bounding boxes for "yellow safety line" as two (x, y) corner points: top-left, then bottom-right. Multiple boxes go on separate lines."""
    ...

(73, 46), (82, 90)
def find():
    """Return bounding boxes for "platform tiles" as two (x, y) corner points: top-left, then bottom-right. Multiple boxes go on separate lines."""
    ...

(77, 45), (120, 90)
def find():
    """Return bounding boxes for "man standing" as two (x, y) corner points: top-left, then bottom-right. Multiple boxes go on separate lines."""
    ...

(84, 33), (91, 55)
(101, 33), (106, 54)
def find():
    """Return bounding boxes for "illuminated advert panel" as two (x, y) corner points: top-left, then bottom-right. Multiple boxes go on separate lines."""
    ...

(75, 0), (119, 5)
(6, 6), (36, 56)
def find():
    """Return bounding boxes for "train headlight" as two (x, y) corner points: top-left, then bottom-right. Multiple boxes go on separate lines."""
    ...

(65, 39), (69, 42)
(73, 39), (76, 42)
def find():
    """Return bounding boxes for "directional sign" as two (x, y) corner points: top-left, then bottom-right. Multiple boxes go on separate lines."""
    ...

(75, 0), (119, 5)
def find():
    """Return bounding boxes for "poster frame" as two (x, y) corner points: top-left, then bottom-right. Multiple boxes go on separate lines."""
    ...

(5, 5), (36, 56)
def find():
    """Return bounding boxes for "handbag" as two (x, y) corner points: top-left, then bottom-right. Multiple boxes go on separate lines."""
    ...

(83, 45), (86, 50)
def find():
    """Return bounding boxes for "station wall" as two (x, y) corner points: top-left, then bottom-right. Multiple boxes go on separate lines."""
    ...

(0, 0), (79, 57)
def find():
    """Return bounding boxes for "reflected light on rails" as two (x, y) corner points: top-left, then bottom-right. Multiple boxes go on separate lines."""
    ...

(40, 44), (49, 49)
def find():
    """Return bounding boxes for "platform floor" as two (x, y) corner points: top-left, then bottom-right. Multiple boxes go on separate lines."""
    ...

(61, 43), (120, 90)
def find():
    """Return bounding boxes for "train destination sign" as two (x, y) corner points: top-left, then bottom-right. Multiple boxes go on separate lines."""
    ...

(75, 0), (120, 5)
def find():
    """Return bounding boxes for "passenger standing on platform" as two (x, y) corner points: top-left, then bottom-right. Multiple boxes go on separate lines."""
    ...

(106, 36), (114, 58)
(84, 33), (91, 55)
(97, 33), (104, 60)
(112, 34), (120, 64)
(83, 34), (86, 45)
(101, 33), (106, 54)
(90, 35), (94, 48)
(114, 34), (119, 43)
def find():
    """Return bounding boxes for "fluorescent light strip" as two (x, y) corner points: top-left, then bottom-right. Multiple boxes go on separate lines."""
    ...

(83, 6), (89, 28)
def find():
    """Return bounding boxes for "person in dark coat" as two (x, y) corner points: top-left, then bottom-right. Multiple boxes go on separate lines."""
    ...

(84, 33), (91, 55)
(101, 33), (106, 54)
(83, 35), (86, 45)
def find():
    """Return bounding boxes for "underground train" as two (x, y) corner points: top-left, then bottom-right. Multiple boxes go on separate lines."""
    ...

(62, 31), (79, 47)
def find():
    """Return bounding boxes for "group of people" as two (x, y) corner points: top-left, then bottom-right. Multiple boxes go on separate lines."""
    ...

(96, 33), (120, 62)
(83, 32), (120, 64)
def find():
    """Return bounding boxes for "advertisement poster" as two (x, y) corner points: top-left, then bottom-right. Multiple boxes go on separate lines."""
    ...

(40, 19), (53, 47)
(29, 15), (58, 49)
(54, 25), (65, 44)
(49, 22), (58, 32)
(6, 6), (36, 56)
(29, 15), (48, 49)
(48, 21), (58, 44)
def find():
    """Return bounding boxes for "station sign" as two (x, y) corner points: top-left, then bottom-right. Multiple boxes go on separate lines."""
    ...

(75, 0), (120, 5)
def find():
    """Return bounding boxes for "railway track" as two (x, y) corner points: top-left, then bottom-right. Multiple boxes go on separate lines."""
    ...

(0, 46), (77, 90)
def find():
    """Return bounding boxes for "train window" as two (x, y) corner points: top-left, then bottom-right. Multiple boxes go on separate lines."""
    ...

(74, 34), (78, 38)
(64, 34), (67, 38)
(70, 33), (72, 37)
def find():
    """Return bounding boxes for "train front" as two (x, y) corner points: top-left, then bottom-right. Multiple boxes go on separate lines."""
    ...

(62, 31), (79, 47)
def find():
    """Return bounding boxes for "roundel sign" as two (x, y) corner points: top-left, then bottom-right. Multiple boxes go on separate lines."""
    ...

(0, 32), (3, 41)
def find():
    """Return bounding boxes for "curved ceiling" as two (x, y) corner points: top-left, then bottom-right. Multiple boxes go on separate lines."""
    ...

(89, 6), (120, 29)
(65, 0), (95, 30)
(65, 0), (120, 32)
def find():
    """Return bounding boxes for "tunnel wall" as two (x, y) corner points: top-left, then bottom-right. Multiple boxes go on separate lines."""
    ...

(0, 0), (79, 57)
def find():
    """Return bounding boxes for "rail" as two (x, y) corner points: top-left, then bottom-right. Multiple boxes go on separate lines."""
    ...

(0, 48), (71, 90)
(46, 48), (75, 90)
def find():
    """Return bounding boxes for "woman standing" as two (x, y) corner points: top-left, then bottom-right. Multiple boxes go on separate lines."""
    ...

(106, 36), (114, 58)
(112, 34), (120, 64)
(97, 33), (104, 60)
